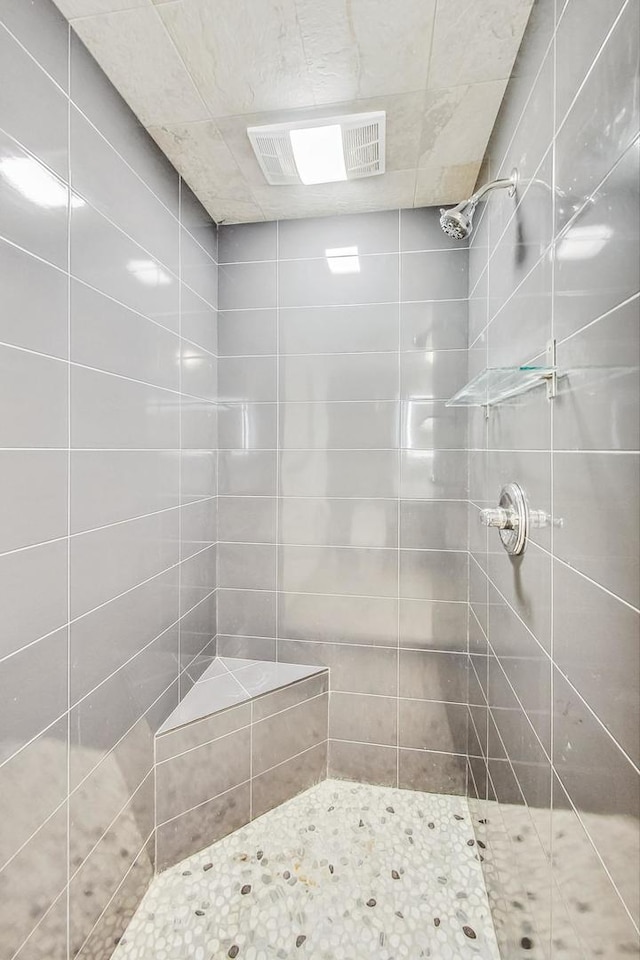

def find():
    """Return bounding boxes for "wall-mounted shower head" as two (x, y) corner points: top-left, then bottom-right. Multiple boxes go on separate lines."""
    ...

(439, 169), (518, 240)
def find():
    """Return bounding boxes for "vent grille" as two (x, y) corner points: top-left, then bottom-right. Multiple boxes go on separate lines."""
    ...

(247, 112), (385, 186)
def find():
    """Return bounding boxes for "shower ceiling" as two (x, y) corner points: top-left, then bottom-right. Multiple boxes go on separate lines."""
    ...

(53, 0), (534, 223)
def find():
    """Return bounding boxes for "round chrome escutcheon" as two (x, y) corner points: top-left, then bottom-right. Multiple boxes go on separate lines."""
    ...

(497, 482), (528, 556)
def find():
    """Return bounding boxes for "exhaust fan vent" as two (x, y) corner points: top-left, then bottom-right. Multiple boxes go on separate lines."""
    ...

(247, 112), (386, 186)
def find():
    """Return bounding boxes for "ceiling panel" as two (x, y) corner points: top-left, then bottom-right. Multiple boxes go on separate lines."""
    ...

(54, 0), (534, 222)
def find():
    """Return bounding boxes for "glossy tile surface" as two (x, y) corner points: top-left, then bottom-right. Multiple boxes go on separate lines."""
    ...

(468, 0), (640, 953)
(0, 2), (219, 956)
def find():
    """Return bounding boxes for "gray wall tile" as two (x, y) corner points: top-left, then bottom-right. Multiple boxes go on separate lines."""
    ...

(218, 220), (276, 263)
(0, 451), (67, 552)
(217, 308), (276, 356)
(0, 346), (67, 448)
(278, 210), (399, 259)
(279, 304), (399, 355)
(468, 0), (640, 946)
(0, 240), (68, 357)
(279, 253), (399, 307)
(0, 12), (220, 950)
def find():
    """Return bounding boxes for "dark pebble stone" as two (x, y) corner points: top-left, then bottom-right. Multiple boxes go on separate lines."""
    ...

(515, 834), (524, 842)
(257, 851), (263, 860)
(203, 863), (213, 871)
(367, 899), (376, 908)
(395, 911), (404, 919)
(478, 818), (487, 824)
(428, 822), (435, 830)
(182, 870), (191, 876)
(408, 837), (414, 845)
(386, 806), (395, 814)
(296, 935), (307, 948)
(477, 840), (486, 849)
(329, 865), (334, 874)
(454, 814), (464, 821)
(434, 918), (440, 927)
(467, 839), (475, 846)
(228, 947), (239, 958)
(463, 926), (477, 940)
(283, 871), (291, 880)
(328, 806), (335, 812)
(241, 885), (252, 895)
(521, 937), (534, 950)
(195, 910), (205, 917)
(358, 820), (364, 827)
(391, 870), (400, 880)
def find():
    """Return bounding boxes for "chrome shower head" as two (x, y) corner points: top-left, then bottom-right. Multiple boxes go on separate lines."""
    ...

(439, 170), (518, 240)
(439, 205), (476, 240)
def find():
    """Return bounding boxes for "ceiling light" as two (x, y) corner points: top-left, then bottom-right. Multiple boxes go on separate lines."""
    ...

(127, 259), (172, 286)
(247, 112), (385, 186)
(325, 246), (360, 274)
(0, 156), (85, 209)
(289, 125), (346, 186)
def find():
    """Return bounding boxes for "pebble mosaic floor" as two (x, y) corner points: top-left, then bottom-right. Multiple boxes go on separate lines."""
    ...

(113, 779), (500, 960)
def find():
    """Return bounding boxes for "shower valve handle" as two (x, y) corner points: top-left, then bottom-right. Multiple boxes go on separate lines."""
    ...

(479, 507), (518, 530)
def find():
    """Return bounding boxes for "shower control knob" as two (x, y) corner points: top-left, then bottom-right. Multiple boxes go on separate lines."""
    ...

(479, 482), (529, 556)
(479, 507), (517, 530)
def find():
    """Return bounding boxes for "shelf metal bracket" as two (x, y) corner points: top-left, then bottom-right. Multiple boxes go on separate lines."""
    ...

(545, 339), (557, 400)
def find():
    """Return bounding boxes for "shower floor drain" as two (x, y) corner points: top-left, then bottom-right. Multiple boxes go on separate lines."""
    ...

(113, 780), (499, 960)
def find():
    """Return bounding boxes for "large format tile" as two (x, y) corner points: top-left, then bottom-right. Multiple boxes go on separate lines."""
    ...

(553, 560), (640, 766)
(279, 450), (399, 498)
(0, 240), (67, 357)
(0, 627), (67, 765)
(70, 106), (179, 273)
(279, 254), (399, 308)
(554, 451), (639, 607)
(278, 544), (397, 598)
(70, 508), (179, 619)
(156, 727), (250, 824)
(279, 304), (399, 355)
(278, 592), (397, 647)
(0, 806), (67, 960)
(252, 694), (328, 776)
(280, 353), (399, 402)
(554, 296), (640, 451)
(70, 449), (179, 533)
(0, 451), (67, 553)
(0, 539), (68, 660)
(279, 400), (399, 450)
(0, 26), (68, 178)
(279, 210), (399, 259)
(279, 497), (398, 549)
(0, 345), (67, 448)
(70, 567), (179, 704)
(71, 279), (180, 389)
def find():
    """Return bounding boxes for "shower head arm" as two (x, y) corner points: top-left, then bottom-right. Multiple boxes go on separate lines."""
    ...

(466, 174), (517, 207)
(447, 173), (518, 215)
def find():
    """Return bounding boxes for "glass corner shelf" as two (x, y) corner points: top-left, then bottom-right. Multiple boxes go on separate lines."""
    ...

(446, 365), (557, 408)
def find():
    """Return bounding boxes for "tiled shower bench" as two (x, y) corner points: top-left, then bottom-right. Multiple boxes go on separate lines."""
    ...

(154, 658), (329, 870)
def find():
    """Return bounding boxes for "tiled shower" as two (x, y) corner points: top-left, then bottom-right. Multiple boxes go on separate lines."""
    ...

(0, 0), (638, 958)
